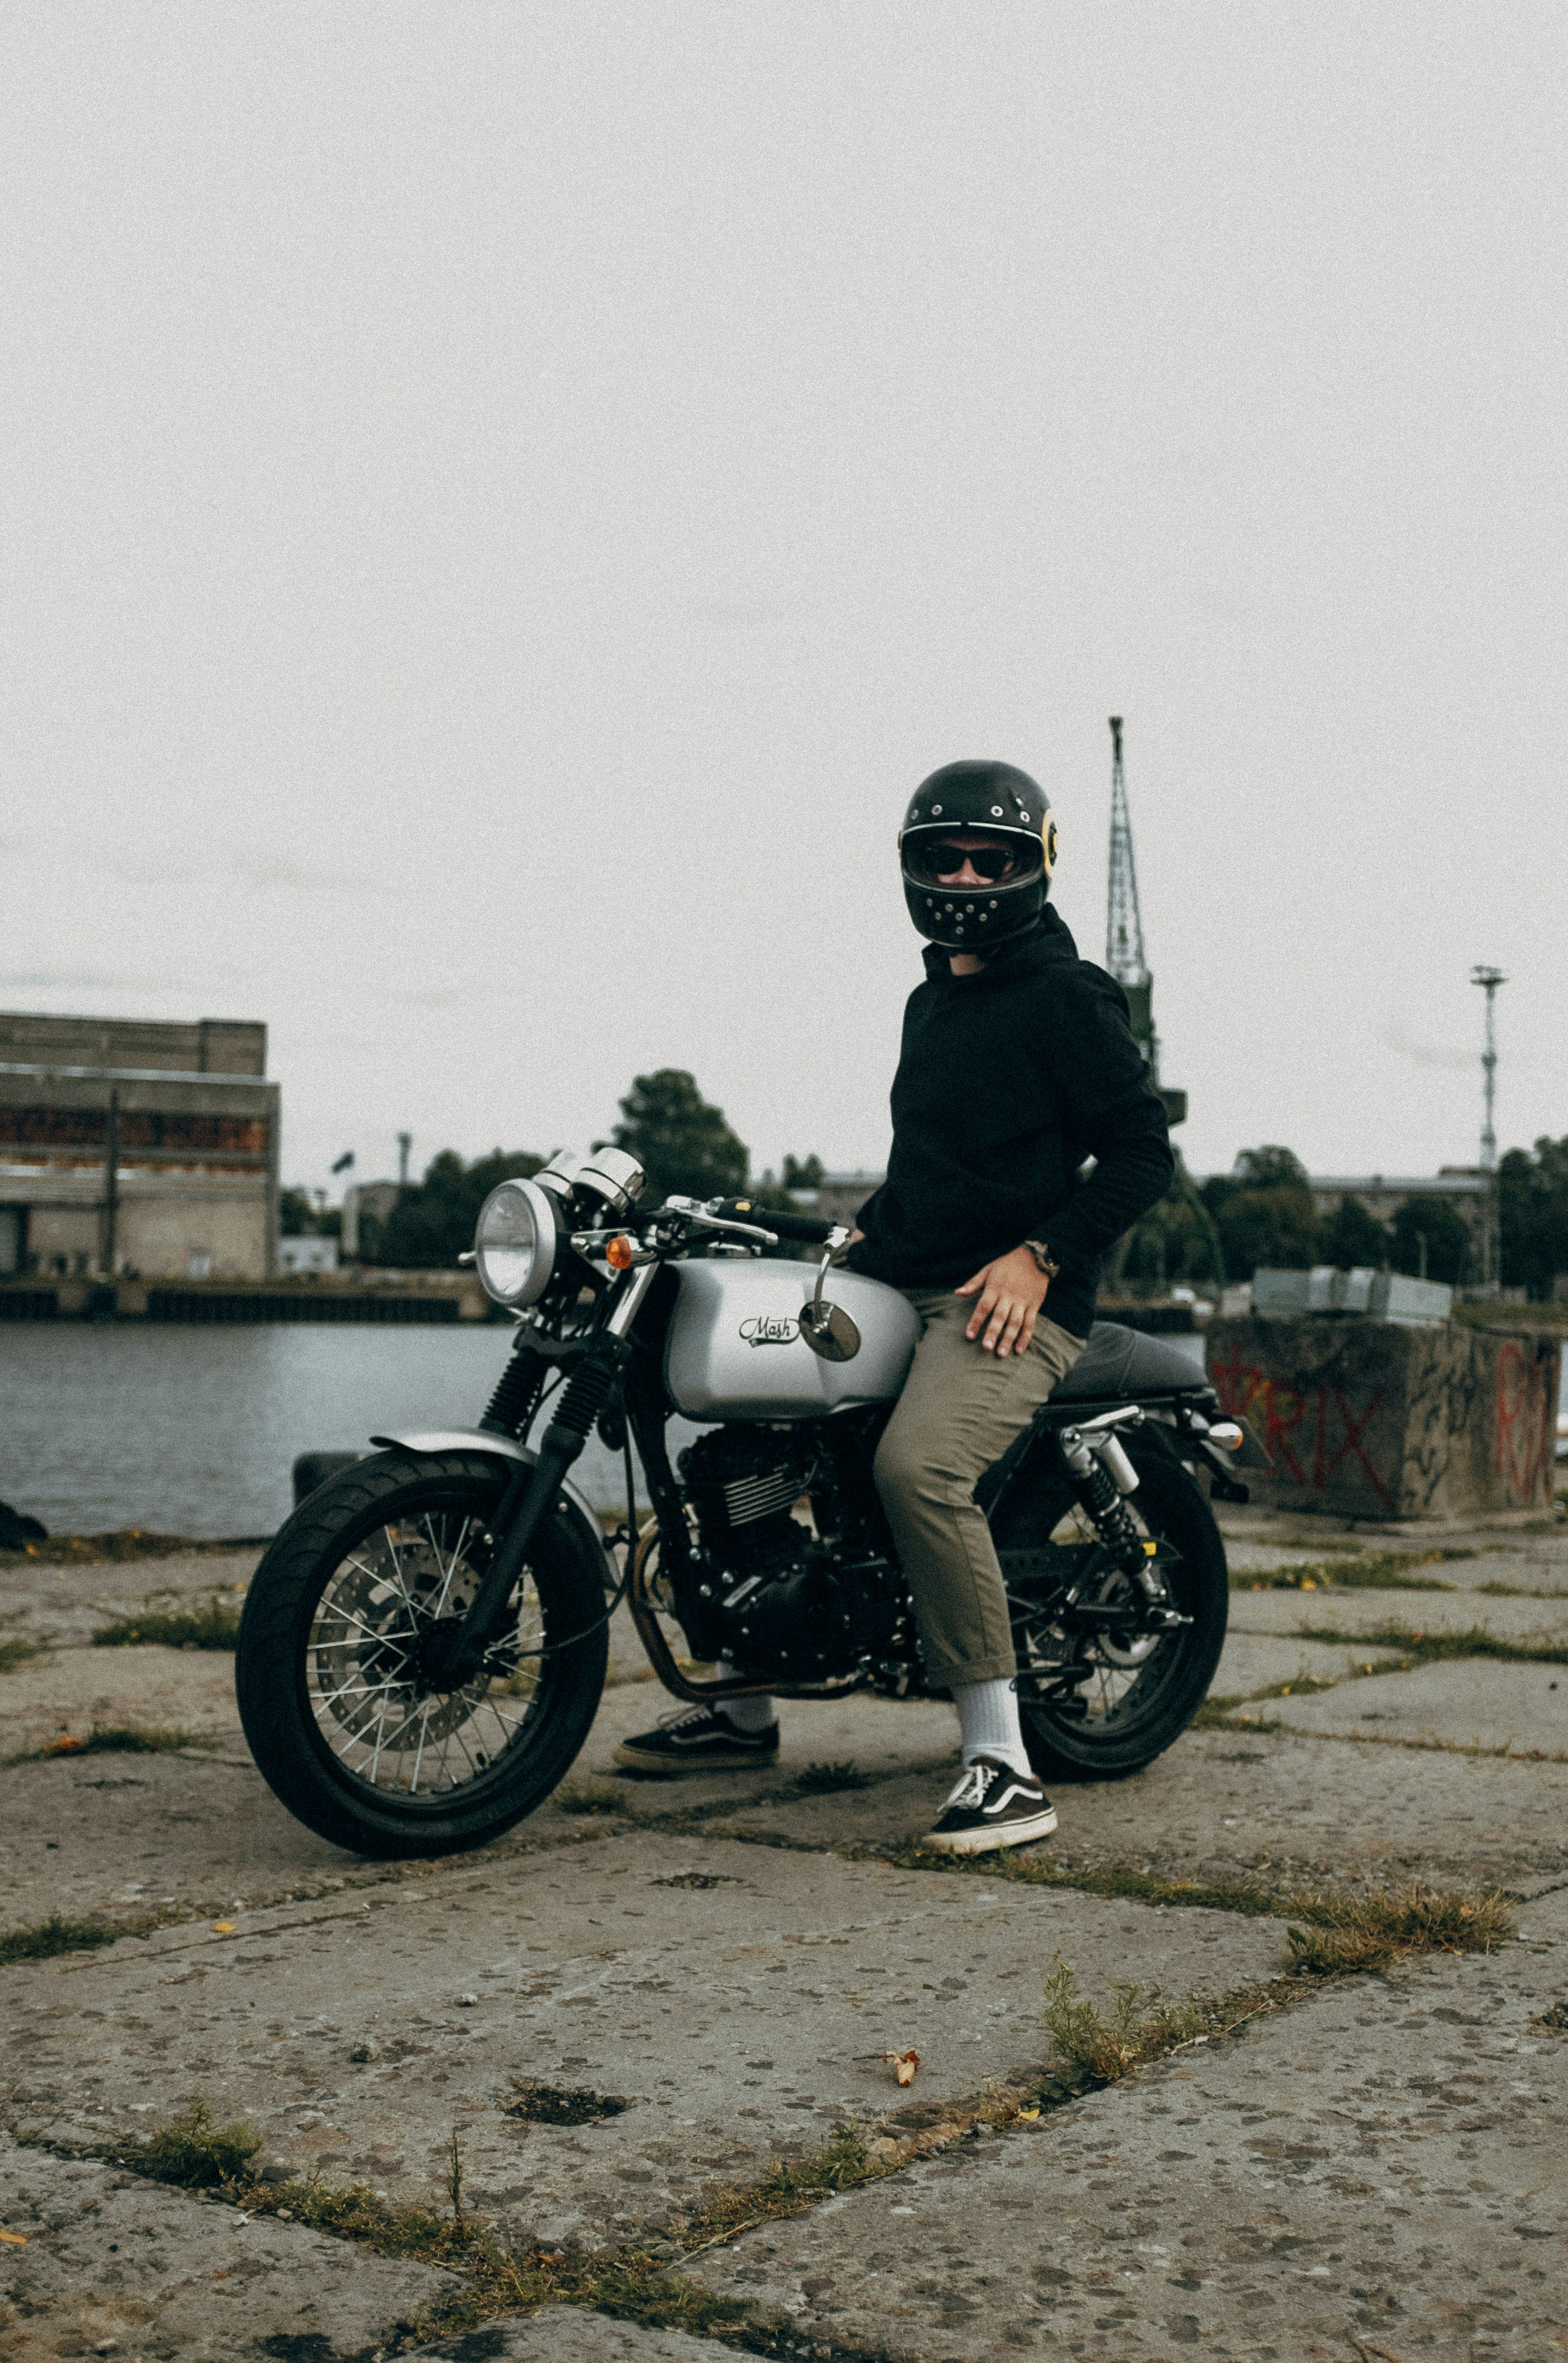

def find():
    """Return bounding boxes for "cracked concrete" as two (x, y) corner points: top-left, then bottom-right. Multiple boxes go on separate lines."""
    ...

(685, 1886), (1568, 2360)
(4, 1511), (1568, 2360)
(0, 2134), (448, 2362)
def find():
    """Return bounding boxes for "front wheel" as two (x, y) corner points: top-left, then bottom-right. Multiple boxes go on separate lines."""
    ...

(235, 1449), (608, 1858)
(992, 1435), (1229, 1782)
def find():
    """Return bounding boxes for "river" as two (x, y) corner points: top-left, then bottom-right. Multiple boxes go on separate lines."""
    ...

(0, 1323), (707, 1539)
(2, 1322), (1562, 1543)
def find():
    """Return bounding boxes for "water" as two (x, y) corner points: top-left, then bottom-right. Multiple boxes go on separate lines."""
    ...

(3, 1321), (1561, 1543)
(0, 1324), (690, 1539)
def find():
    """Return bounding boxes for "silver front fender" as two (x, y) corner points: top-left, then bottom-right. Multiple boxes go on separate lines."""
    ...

(369, 1428), (617, 1585)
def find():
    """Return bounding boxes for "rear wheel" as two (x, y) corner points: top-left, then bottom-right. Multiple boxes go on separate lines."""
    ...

(235, 1449), (608, 1857)
(990, 1435), (1229, 1781)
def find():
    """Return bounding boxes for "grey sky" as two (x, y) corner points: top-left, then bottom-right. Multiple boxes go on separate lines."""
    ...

(4, 3), (1563, 1197)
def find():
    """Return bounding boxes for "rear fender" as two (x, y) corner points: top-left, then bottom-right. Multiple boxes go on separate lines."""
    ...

(369, 1427), (617, 1586)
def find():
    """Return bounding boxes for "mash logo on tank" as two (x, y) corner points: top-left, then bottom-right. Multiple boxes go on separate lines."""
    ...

(739, 1311), (800, 1348)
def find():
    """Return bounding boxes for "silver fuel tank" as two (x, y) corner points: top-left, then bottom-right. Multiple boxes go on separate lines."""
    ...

(664, 1260), (920, 1422)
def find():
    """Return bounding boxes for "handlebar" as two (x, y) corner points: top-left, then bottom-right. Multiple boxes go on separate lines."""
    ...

(714, 1198), (840, 1245)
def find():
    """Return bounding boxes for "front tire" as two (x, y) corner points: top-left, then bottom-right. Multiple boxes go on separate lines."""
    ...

(991, 1434), (1229, 1782)
(235, 1449), (608, 1858)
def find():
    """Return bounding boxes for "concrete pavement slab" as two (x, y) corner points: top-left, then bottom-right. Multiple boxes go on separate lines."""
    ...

(404, 2320), (741, 2363)
(1264, 1656), (1568, 1755)
(1228, 1584), (1568, 1646)
(3, 1836), (1286, 2251)
(1212, 1632), (1406, 1696)
(0, 1550), (259, 1650)
(681, 1726), (1568, 1899)
(687, 1917), (1568, 2360)
(0, 2132), (448, 2362)
(0, 1647), (242, 1760)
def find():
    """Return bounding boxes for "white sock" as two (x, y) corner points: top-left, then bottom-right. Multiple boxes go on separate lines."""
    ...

(716, 1663), (777, 1732)
(953, 1677), (1032, 1780)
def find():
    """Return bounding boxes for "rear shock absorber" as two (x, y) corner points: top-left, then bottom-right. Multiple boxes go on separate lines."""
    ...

(1057, 1425), (1169, 1601)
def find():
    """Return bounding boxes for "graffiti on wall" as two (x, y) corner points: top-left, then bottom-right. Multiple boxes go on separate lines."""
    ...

(1209, 1343), (1395, 1510)
(1494, 1342), (1556, 1506)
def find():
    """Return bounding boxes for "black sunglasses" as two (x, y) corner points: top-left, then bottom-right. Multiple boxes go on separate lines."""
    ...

(910, 839), (1025, 883)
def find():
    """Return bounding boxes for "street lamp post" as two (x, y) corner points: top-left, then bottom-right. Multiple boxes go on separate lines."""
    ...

(1470, 966), (1506, 1293)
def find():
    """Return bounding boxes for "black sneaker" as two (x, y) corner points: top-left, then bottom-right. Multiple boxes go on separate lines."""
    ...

(924, 1757), (1057, 1856)
(613, 1704), (780, 1776)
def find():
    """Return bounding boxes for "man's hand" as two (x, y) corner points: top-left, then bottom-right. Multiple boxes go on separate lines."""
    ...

(955, 1245), (1049, 1356)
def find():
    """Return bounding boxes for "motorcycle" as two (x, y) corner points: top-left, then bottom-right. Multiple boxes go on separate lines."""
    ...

(236, 1149), (1269, 1858)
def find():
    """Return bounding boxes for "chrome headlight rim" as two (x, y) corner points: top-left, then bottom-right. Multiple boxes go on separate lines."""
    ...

(473, 1176), (559, 1308)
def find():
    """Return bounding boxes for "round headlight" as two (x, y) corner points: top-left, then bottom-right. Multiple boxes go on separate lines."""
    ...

(473, 1177), (557, 1307)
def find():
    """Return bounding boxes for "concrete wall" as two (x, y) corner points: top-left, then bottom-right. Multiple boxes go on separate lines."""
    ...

(1208, 1314), (1561, 1521)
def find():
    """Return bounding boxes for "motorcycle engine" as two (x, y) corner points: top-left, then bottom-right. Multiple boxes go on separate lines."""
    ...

(679, 1428), (857, 1680)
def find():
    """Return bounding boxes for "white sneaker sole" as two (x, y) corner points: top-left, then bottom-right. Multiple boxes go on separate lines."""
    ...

(923, 1803), (1059, 1856)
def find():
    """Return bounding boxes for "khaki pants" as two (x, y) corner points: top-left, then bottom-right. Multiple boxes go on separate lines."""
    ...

(872, 1291), (1085, 1690)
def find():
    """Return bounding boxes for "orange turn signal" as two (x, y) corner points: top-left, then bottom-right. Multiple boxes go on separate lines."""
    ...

(604, 1234), (635, 1270)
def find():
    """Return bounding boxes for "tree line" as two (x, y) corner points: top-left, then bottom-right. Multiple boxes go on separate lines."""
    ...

(285, 1078), (1568, 1301)
(1116, 1139), (1568, 1296)
(293, 1070), (825, 1269)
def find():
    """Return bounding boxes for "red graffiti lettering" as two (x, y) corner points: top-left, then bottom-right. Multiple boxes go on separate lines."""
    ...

(1212, 1336), (1394, 1506)
(1320, 1387), (1394, 1511)
(1494, 1343), (1554, 1506)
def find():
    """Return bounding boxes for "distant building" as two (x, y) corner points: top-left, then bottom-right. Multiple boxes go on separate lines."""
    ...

(1309, 1168), (1487, 1252)
(341, 1180), (402, 1259)
(792, 1170), (886, 1229)
(277, 1234), (339, 1276)
(0, 1013), (278, 1279)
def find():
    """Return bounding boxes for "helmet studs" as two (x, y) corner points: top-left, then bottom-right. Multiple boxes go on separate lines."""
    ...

(931, 803), (943, 815)
(991, 805), (1003, 816)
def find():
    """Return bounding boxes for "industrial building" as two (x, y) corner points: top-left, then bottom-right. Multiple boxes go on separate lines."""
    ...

(1308, 1168), (1487, 1251)
(0, 1013), (279, 1280)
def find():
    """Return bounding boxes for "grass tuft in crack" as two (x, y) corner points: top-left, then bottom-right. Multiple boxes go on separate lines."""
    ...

(1285, 1883), (1512, 1974)
(793, 1761), (871, 1794)
(1232, 1549), (1472, 1594)
(0, 1914), (132, 1968)
(1292, 1622), (1568, 1669)
(4, 1722), (219, 1768)
(0, 1635), (44, 1674)
(127, 2102), (261, 2187)
(93, 1605), (241, 1651)
(1042, 1957), (1214, 2082)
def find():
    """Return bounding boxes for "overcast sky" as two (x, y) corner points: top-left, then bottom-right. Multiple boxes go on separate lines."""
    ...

(4, 2), (1564, 1198)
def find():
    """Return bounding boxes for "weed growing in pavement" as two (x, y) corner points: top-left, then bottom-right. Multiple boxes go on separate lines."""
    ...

(128, 2102), (261, 2187)
(555, 1777), (634, 1816)
(0, 1635), (44, 1673)
(3, 1722), (219, 1768)
(1042, 1957), (1212, 2081)
(1285, 1884), (1512, 1975)
(1232, 1550), (1472, 1594)
(0, 1914), (134, 1968)
(92, 1605), (242, 1650)
(793, 1761), (871, 1794)
(1292, 1622), (1568, 1669)
(0, 1531), (260, 1568)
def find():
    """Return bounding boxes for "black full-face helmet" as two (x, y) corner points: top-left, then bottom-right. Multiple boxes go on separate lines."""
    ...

(899, 759), (1057, 951)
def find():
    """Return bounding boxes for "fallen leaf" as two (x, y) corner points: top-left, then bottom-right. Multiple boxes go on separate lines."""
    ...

(1016, 2108), (1040, 2121)
(44, 1734), (86, 1755)
(882, 2048), (920, 2087)
(211, 1921), (237, 1935)
(0, 2231), (28, 2245)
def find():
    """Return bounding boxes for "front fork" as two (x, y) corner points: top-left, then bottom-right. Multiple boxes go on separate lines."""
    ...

(436, 1268), (656, 1683)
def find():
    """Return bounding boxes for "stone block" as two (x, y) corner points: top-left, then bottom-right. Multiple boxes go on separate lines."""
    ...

(1207, 1315), (1561, 1520)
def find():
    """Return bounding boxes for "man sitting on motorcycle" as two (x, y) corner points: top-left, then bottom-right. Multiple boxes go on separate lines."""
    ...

(617, 759), (1174, 1853)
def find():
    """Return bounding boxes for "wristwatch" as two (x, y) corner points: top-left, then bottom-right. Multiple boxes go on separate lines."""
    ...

(1022, 1240), (1062, 1279)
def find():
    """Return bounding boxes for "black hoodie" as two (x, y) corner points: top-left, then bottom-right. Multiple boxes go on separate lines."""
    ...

(845, 907), (1175, 1341)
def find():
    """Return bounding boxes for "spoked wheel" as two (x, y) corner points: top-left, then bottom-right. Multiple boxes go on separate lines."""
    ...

(991, 1435), (1229, 1781)
(236, 1449), (608, 1857)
